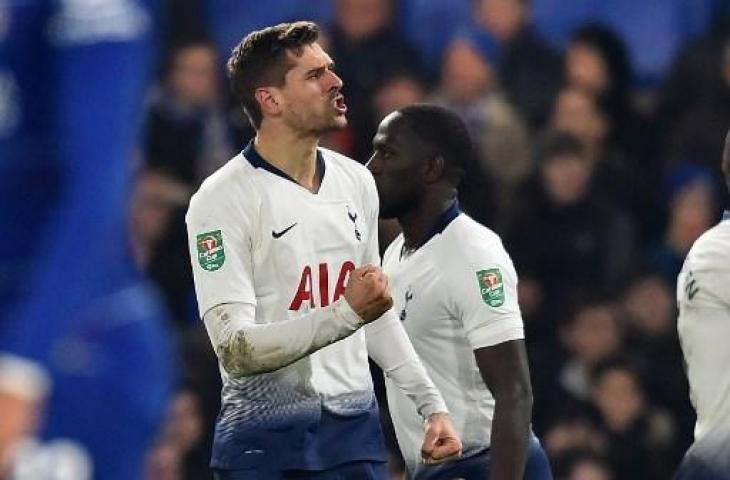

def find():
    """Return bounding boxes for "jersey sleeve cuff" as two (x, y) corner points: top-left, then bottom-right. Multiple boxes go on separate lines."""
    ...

(420, 398), (449, 419)
(333, 297), (366, 330)
(0, 354), (51, 400)
(467, 320), (524, 350)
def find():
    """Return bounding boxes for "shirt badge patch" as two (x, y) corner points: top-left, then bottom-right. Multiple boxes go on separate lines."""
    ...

(197, 230), (225, 271)
(477, 268), (504, 307)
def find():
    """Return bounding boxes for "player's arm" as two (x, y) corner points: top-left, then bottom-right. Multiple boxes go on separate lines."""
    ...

(451, 234), (532, 479)
(475, 339), (533, 480)
(365, 313), (462, 463)
(202, 266), (392, 377)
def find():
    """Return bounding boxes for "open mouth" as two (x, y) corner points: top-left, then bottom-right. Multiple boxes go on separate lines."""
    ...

(333, 94), (347, 114)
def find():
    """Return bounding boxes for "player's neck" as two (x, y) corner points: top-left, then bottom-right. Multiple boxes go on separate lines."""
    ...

(254, 128), (320, 192)
(399, 195), (456, 251)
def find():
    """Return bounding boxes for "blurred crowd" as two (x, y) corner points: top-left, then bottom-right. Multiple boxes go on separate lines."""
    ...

(3, 0), (730, 479)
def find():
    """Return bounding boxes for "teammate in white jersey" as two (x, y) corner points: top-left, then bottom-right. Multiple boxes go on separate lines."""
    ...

(675, 128), (730, 480)
(368, 105), (552, 480)
(185, 22), (461, 480)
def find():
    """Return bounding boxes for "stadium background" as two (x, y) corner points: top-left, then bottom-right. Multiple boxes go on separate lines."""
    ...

(2, 0), (730, 478)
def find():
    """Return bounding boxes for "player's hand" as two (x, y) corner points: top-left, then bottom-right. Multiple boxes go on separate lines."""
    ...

(344, 265), (393, 323)
(421, 412), (463, 465)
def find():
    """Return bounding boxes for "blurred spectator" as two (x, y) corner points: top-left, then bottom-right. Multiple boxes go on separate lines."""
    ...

(557, 302), (624, 406)
(621, 272), (695, 449)
(648, 168), (720, 285)
(143, 38), (235, 187)
(130, 168), (192, 270)
(549, 86), (656, 239)
(130, 169), (195, 327)
(551, 450), (614, 480)
(543, 416), (607, 465)
(589, 358), (677, 480)
(506, 131), (636, 308)
(472, 0), (562, 130)
(661, 37), (730, 174)
(564, 454), (613, 480)
(563, 24), (647, 158)
(146, 389), (208, 480)
(432, 31), (531, 220)
(372, 71), (427, 123)
(653, 10), (730, 150)
(328, 0), (426, 161)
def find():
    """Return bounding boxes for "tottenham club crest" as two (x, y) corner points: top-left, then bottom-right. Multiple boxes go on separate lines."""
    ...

(346, 205), (361, 241)
(197, 230), (225, 271)
(400, 287), (414, 321)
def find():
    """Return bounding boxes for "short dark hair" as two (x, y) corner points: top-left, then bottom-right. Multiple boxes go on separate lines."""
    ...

(397, 104), (474, 186)
(227, 21), (320, 129)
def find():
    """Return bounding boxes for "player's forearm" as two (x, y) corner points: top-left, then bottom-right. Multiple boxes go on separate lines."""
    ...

(204, 299), (364, 377)
(488, 390), (533, 480)
(366, 313), (448, 418)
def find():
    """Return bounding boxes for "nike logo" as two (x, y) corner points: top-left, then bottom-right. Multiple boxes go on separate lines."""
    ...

(348, 211), (357, 223)
(272, 223), (297, 239)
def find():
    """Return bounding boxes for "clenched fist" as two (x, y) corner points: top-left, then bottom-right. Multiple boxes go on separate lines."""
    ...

(344, 265), (394, 323)
(421, 412), (463, 465)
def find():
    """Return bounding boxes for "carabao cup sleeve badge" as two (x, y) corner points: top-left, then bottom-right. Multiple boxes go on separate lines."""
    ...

(197, 230), (225, 271)
(476, 268), (505, 307)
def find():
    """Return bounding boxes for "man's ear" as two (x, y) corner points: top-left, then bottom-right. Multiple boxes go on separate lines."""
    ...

(255, 87), (282, 118)
(423, 155), (446, 184)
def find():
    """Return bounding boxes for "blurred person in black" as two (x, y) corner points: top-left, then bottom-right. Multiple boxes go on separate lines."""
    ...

(431, 30), (531, 225)
(620, 272), (694, 450)
(548, 86), (655, 242)
(556, 302), (624, 408)
(661, 36), (730, 177)
(472, 0), (562, 131)
(143, 38), (236, 187)
(648, 167), (720, 286)
(551, 450), (614, 480)
(328, 0), (426, 161)
(654, 8), (730, 167)
(542, 416), (607, 470)
(505, 131), (636, 316)
(563, 24), (647, 160)
(589, 358), (677, 480)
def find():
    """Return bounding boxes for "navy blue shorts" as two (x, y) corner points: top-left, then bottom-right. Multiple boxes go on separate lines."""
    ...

(213, 459), (388, 480)
(413, 435), (553, 480)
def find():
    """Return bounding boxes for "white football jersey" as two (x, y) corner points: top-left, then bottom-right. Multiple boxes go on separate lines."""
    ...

(677, 211), (730, 446)
(382, 206), (524, 472)
(187, 143), (380, 468)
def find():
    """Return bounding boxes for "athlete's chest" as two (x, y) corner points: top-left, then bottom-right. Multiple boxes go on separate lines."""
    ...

(251, 179), (368, 311)
(384, 244), (451, 333)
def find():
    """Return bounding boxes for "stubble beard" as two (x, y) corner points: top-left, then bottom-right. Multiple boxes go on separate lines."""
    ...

(287, 103), (347, 137)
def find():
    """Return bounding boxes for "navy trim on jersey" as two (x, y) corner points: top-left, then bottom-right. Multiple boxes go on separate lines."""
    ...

(243, 141), (326, 187)
(401, 201), (461, 259)
(723, 210), (730, 221)
(427, 201), (461, 239)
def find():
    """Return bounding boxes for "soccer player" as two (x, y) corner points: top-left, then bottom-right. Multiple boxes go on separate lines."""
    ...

(185, 22), (461, 480)
(675, 128), (730, 480)
(368, 105), (553, 480)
